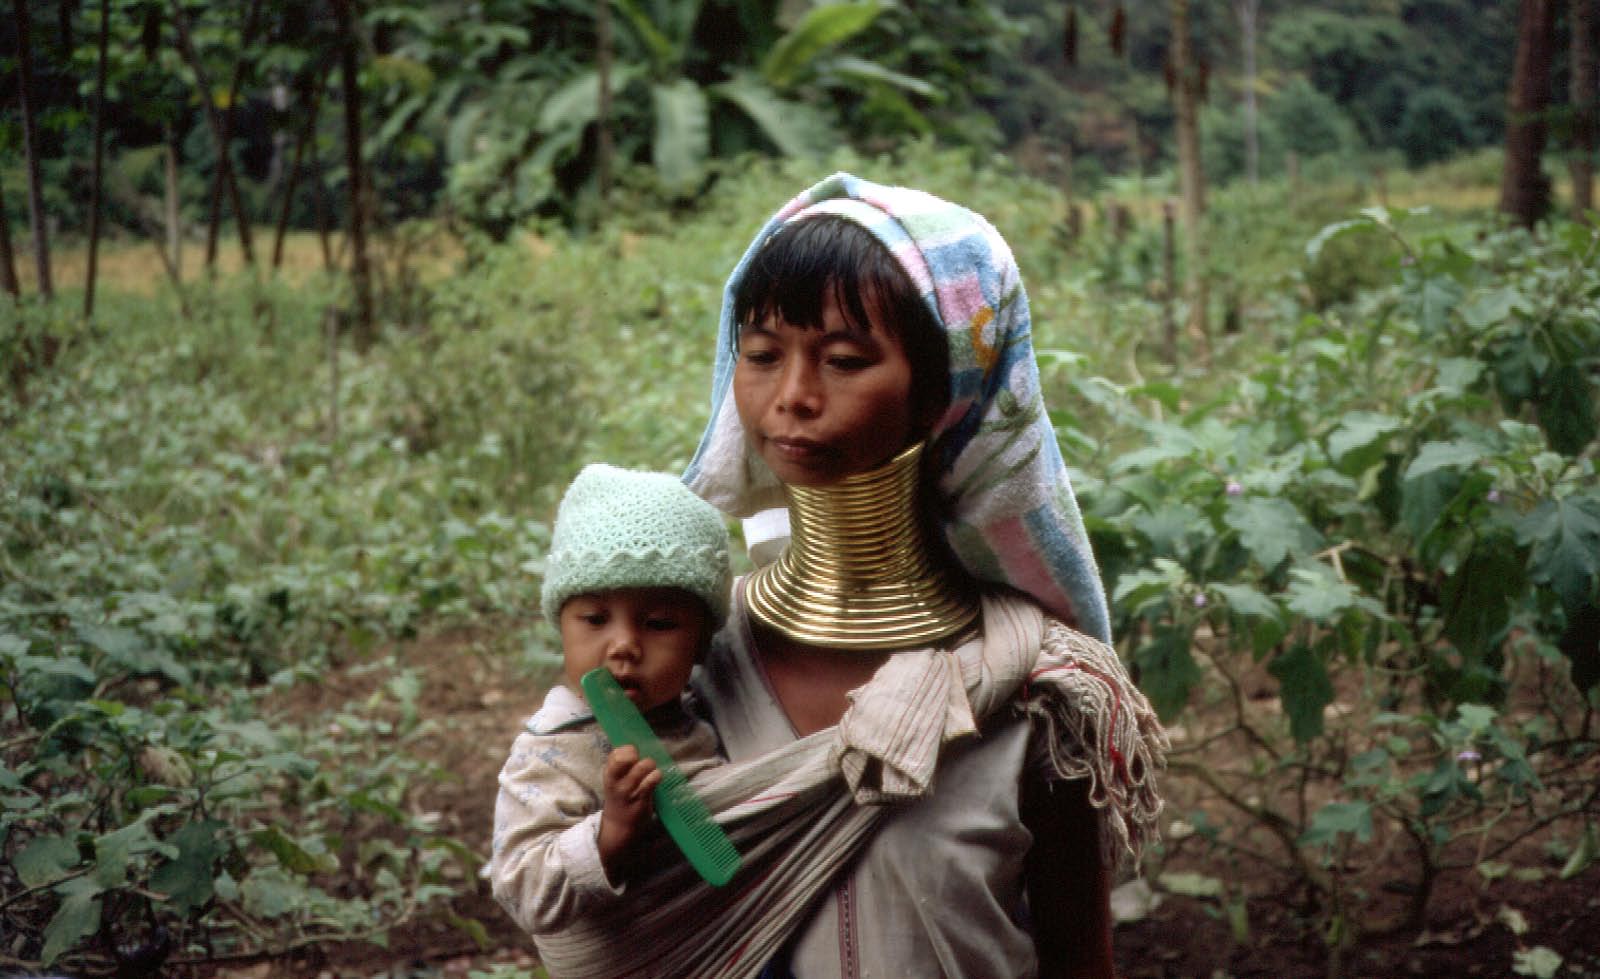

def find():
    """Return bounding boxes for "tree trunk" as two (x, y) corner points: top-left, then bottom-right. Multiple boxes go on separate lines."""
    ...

(0, 177), (20, 299)
(205, 0), (264, 266)
(332, 0), (375, 347)
(84, 0), (111, 319)
(274, 64), (331, 271)
(56, 0), (75, 56)
(596, 0), (613, 213)
(13, 0), (53, 298)
(1171, 0), (1209, 348)
(1235, 0), (1260, 185)
(1571, 0), (1598, 217)
(169, 0), (258, 268)
(1499, 0), (1557, 228)
(166, 123), (183, 280)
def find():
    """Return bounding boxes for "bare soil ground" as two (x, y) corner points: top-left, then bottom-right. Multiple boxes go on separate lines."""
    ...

(242, 626), (1600, 979)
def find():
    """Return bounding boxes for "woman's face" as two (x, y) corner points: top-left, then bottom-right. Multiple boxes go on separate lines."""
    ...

(733, 291), (918, 486)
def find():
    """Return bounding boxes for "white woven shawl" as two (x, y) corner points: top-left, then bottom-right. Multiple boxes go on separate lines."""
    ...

(530, 594), (1165, 979)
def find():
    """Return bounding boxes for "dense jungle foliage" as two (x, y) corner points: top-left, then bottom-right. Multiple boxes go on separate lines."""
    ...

(0, 0), (1541, 239)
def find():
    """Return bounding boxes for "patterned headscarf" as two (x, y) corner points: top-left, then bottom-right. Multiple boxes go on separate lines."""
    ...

(684, 173), (1111, 643)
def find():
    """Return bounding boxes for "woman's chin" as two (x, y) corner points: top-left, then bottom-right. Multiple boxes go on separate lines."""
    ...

(761, 453), (842, 487)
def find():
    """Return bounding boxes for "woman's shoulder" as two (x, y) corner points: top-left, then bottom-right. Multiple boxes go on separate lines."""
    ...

(973, 588), (1120, 658)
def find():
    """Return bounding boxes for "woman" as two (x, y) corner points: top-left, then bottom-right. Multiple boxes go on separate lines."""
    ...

(493, 174), (1163, 979)
(681, 173), (1166, 978)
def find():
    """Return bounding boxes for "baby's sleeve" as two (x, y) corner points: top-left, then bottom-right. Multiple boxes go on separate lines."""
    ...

(484, 728), (626, 935)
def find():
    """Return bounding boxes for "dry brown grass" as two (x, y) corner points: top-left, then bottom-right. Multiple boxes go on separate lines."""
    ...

(14, 225), (543, 299)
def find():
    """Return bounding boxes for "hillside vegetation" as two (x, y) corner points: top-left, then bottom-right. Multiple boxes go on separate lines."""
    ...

(3, 144), (1598, 978)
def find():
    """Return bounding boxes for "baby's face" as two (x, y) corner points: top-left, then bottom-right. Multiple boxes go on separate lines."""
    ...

(559, 587), (710, 712)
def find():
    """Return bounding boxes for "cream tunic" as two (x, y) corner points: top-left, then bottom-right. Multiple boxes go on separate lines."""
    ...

(692, 596), (1043, 979)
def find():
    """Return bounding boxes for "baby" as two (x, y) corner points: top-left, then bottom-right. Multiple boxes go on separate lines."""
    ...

(486, 463), (730, 937)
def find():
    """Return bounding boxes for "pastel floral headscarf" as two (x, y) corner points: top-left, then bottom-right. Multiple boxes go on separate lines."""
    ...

(684, 173), (1111, 642)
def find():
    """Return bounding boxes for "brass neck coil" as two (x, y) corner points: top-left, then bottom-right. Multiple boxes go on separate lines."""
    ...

(743, 442), (980, 650)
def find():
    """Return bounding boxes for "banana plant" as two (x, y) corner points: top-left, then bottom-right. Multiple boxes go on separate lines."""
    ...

(535, 0), (898, 198)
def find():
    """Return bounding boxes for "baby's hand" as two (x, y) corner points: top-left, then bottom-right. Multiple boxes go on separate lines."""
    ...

(597, 746), (661, 879)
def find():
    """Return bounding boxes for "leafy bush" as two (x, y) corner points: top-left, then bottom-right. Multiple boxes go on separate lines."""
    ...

(1, 280), (549, 971)
(1053, 210), (1600, 960)
(1269, 77), (1365, 164)
(1300, 216), (1403, 310)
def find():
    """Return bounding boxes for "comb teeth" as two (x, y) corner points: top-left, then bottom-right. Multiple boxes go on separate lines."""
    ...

(580, 669), (742, 886)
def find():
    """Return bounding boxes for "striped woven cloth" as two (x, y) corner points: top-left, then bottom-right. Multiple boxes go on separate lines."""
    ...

(529, 595), (1165, 978)
(684, 173), (1111, 643)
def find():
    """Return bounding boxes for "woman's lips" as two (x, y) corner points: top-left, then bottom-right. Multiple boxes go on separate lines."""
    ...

(768, 436), (828, 462)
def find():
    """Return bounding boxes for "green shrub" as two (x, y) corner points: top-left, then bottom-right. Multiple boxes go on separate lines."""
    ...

(1301, 219), (1402, 309)
(1399, 88), (1481, 167)
(1269, 78), (1365, 165)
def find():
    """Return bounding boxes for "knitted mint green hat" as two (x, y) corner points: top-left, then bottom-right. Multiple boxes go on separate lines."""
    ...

(541, 464), (732, 627)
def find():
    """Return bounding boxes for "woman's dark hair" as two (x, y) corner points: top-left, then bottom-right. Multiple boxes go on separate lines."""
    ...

(733, 215), (950, 427)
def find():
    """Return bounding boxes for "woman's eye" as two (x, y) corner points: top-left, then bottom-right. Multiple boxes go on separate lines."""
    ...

(740, 348), (778, 366)
(827, 355), (872, 371)
(581, 613), (607, 626)
(645, 616), (681, 631)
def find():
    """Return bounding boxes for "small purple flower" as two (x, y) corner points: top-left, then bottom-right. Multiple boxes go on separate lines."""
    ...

(1193, 593), (1208, 609)
(1225, 480), (1243, 497)
(1457, 749), (1482, 764)
(1487, 489), (1502, 504)
(1400, 254), (1417, 267)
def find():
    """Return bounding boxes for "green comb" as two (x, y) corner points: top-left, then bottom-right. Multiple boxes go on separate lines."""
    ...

(580, 668), (741, 887)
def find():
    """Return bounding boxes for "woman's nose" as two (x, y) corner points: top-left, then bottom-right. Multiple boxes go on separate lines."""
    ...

(776, 360), (821, 417)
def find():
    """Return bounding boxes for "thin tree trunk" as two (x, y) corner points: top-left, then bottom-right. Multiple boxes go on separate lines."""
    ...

(1571, 0), (1598, 217)
(105, 166), (190, 312)
(84, 0), (111, 319)
(596, 0), (613, 213)
(166, 123), (182, 280)
(327, 305), (341, 453)
(1171, 0), (1209, 348)
(1499, 0), (1557, 228)
(56, 0), (75, 56)
(0, 177), (20, 299)
(331, 0), (375, 347)
(13, 0), (53, 298)
(169, 0), (259, 268)
(202, 0), (264, 266)
(1162, 200), (1177, 364)
(1235, 0), (1260, 185)
(313, 153), (334, 271)
(273, 64), (331, 270)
